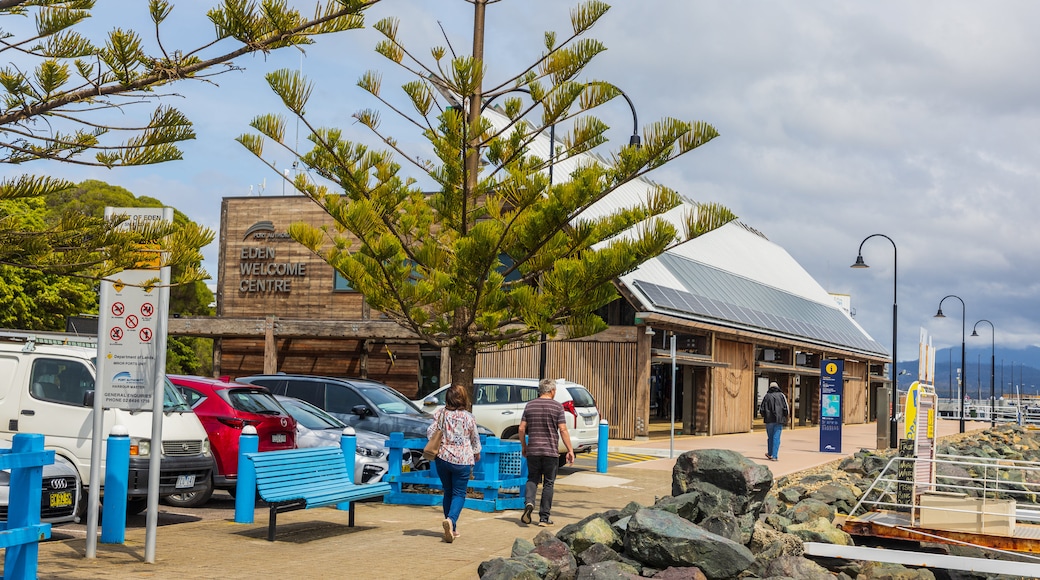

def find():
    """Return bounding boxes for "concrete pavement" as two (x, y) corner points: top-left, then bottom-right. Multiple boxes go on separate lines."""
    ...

(15, 419), (991, 579)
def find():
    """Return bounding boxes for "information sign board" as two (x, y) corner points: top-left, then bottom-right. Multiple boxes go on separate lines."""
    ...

(819, 359), (844, 453)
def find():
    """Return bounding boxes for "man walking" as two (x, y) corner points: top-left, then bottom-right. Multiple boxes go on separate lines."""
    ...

(760, 381), (789, 461)
(519, 378), (574, 527)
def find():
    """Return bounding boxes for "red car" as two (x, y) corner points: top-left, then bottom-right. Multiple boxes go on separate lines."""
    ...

(165, 375), (296, 507)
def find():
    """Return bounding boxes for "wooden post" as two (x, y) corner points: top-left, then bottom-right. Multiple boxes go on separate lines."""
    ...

(635, 328), (652, 438)
(263, 316), (277, 374)
(439, 346), (451, 389)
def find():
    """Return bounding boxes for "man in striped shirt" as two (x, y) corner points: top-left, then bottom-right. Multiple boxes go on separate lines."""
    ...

(519, 378), (574, 527)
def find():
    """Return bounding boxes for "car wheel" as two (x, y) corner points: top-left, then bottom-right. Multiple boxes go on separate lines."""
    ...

(162, 477), (214, 508)
(501, 427), (520, 440)
(126, 497), (149, 515)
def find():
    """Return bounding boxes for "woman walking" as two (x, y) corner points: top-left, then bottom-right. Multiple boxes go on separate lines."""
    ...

(428, 384), (481, 543)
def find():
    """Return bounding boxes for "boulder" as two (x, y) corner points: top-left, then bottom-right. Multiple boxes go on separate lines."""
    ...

(559, 516), (624, 554)
(856, 561), (936, 579)
(574, 560), (640, 580)
(671, 449), (772, 504)
(533, 533), (579, 580)
(623, 508), (754, 580)
(786, 516), (853, 545)
(785, 498), (836, 524)
(812, 483), (860, 514)
(650, 567), (707, 579)
(478, 557), (543, 580)
(758, 554), (835, 579)
(512, 536), (535, 557)
(577, 542), (622, 566)
(747, 520), (803, 557)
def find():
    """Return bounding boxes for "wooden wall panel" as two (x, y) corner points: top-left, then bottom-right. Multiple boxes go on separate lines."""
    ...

(217, 338), (420, 398)
(711, 339), (754, 434)
(476, 340), (639, 440)
(844, 360), (868, 425)
(218, 197), (368, 320)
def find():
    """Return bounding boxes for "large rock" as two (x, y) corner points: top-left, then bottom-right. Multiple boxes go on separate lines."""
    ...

(533, 532), (579, 580)
(785, 498), (836, 524)
(671, 449), (772, 503)
(574, 560), (640, 580)
(650, 568), (707, 580)
(856, 561), (936, 579)
(558, 515), (623, 554)
(786, 516), (853, 545)
(758, 554), (835, 579)
(623, 508), (754, 580)
(478, 557), (543, 580)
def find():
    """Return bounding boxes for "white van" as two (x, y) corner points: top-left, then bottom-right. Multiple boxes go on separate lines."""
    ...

(0, 331), (213, 514)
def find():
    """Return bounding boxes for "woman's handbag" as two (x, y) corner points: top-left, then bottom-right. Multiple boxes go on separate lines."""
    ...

(422, 411), (445, 461)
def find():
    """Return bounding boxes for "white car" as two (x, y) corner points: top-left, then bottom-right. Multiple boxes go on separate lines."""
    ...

(415, 378), (600, 465)
(0, 454), (81, 524)
(274, 396), (389, 484)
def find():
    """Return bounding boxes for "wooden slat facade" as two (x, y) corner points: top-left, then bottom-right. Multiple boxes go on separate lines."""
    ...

(844, 360), (869, 425)
(711, 339), (755, 434)
(475, 340), (639, 440)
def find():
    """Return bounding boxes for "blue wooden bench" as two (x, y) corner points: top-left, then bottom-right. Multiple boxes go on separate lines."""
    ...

(244, 446), (391, 541)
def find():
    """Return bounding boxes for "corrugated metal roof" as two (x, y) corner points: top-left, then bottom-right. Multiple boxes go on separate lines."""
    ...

(477, 103), (885, 357)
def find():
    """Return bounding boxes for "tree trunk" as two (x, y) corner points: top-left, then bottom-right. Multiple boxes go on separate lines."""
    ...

(450, 338), (478, 408)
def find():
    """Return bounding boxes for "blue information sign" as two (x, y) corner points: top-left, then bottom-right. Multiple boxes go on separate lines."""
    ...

(819, 359), (844, 453)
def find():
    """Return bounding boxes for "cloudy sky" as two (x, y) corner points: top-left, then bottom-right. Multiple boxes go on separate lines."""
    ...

(16, 1), (1040, 361)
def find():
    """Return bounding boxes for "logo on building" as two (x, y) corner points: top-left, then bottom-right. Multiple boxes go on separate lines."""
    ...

(244, 220), (291, 241)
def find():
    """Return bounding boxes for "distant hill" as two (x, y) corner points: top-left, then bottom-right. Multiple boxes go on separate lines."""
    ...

(897, 346), (1040, 400)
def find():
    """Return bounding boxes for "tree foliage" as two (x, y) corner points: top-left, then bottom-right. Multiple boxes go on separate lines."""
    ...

(0, 0), (380, 280)
(239, 0), (733, 389)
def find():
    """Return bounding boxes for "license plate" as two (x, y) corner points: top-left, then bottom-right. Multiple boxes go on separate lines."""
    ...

(175, 474), (196, 489)
(49, 491), (73, 508)
(272, 433), (287, 444)
(584, 416), (596, 426)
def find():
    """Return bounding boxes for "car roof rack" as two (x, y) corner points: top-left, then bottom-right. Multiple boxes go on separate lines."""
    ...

(0, 329), (98, 352)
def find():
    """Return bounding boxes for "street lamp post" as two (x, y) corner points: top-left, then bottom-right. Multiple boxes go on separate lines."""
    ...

(971, 319), (996, 427)
(851, 234), (898, 448)
(935, 295), (967, 433)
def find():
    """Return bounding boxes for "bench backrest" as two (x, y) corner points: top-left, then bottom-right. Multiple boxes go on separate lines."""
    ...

(247, 447), (352, 495)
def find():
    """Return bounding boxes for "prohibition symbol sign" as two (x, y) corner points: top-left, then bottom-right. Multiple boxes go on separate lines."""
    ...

(125, 314), (140, 329)
(110, 327), (123, 341)
(141, 303), (154, 317)
(111, 302), (125, 317)
(139, 327), (153, 342)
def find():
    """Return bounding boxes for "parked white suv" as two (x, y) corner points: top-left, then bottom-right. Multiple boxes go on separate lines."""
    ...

(415, 378), (600, 465)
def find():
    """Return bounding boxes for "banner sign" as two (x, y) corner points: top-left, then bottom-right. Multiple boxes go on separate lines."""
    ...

(819, 359), (844, 453)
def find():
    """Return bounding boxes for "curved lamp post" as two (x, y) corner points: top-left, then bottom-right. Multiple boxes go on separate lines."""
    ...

(935, 295), (967, 433)
(971, 319), (996, 427)
(851, 234), (898, 448)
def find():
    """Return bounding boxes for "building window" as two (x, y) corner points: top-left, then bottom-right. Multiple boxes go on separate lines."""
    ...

(334, 271), (354, 292)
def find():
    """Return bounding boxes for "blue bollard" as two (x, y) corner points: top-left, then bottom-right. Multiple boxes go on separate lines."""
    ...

(597, 420), (610, 473)
(6, 433), (49, 579)
(101, 425), (130, 544)
(337, 427), (358, 511)
(234, 426), (259, 524)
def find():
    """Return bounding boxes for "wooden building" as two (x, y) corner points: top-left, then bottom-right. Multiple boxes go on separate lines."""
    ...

(169, 196), (890, 441)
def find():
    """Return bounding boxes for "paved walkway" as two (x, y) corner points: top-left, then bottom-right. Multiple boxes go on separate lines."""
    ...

(13, 420), (991, 579)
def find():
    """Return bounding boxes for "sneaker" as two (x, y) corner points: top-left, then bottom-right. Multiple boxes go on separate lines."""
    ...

(442, 519), (454, 543)
(538, 518), (554, 527)
(521, 503), (534, 525)
(765, 453), (773, 460)
(770, 456), (779, 462)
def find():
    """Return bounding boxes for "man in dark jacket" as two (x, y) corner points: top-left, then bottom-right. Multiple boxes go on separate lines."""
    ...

(760, 381), (789, 461)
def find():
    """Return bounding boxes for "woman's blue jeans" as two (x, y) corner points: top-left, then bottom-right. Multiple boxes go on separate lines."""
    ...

(434, 457), (470, 531)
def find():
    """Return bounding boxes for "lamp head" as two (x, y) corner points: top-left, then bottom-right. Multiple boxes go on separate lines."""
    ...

(934, 308), (946, 318)
(970, 329), (979, 337)
(850, 255), (868, 269)
(630, 134), (641, 148)
(644, 326), (655, 336)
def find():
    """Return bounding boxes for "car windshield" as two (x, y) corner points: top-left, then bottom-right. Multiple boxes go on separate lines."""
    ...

(163, 377), (192, 412)
(225, 388), (285, 415)
(567, 386), (596, 408)
(281, 398), (345, 429)
(357, 384), (424, 415)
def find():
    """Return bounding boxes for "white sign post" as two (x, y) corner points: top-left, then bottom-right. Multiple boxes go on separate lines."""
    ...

(86, 207), (171, 563)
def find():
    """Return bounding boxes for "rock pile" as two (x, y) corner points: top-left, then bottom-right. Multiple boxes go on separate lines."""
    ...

(480, 426), (1040, 579)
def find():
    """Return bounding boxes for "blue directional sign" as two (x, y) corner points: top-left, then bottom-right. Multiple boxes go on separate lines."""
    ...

(820, 359), (844, 453)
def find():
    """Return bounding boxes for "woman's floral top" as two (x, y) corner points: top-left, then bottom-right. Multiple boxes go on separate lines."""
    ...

(428, 407), (481, 465)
